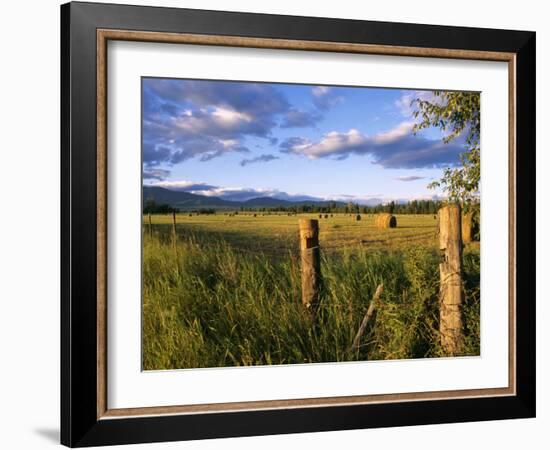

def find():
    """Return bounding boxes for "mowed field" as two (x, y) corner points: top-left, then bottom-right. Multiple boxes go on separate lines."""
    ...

(142, 212), (480, 370)
(145, 213), (451, 257)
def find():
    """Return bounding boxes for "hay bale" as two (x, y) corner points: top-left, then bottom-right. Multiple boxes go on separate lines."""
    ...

(375, 213), (397, 228)
(356, 214), (361, 221)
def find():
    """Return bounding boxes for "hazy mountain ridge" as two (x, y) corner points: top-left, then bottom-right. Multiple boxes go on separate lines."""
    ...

(142, 186), (441, 210)
(143, 186), (346, 209)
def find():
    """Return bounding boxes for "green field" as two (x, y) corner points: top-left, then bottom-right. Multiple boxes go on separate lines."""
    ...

(142, 213), (480, 370)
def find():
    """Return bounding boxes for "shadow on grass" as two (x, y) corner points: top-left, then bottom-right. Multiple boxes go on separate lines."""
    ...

(145, 221), (440, 260)
(147, 223), (299, 261)
(360, 239), (385, 244)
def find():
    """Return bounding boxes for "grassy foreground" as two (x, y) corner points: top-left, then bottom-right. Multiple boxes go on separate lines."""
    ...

(142, 214), (480, 370)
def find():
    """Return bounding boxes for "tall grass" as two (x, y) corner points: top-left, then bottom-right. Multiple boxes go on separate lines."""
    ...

(142, 232), (480, 370)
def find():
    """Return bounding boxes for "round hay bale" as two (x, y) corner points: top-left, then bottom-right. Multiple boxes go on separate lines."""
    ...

(375, 213), (397, 228)
(356, 214), (361, 221)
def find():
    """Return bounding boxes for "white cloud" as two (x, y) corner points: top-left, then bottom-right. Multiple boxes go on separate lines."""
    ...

(143, 78), (290, 164)
(312, 86), (330, 97)
(371, 121), (415, 144)
(311, 86), (343, 110)
(219, 139), (239, 148)
(211, 106), (252, 124)
(174, 107), (252, 136)
(288, 129), (366, 159)
(151, 180), (214, 191)
(280, 121), (464, 169)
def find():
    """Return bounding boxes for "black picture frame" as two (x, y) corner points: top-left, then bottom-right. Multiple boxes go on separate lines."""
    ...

(61, 1), (536, 447)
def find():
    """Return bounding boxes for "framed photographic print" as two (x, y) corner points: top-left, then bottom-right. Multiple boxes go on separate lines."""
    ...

(61, 1), (536, 447)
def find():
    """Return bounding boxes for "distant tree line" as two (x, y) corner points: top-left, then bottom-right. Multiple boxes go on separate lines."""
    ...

(239, 199), (443, 215)
(144, 197), (444, 215)
(143, 199), (216, 215)
(143, 199), (177, 214)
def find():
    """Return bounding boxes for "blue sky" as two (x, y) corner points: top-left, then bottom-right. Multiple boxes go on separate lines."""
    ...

(142, 78), (467, 204)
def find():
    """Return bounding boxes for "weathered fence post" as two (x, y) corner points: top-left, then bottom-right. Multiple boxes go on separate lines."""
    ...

(299, 219), (321, 313)
(438, 204), (464, 355)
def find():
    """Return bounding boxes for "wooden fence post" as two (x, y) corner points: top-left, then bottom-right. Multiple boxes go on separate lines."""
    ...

(299, 219), (321, 313)
(438, 204), (464, 355)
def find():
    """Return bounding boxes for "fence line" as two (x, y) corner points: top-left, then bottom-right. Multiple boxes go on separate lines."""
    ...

(145, 210), (466, 355)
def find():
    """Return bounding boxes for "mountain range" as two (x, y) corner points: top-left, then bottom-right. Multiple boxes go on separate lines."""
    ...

(143, 186), (346, 210)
